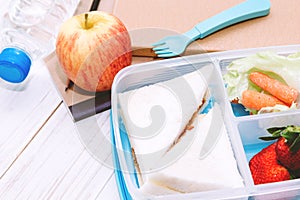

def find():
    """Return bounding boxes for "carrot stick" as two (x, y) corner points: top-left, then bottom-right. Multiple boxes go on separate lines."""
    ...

(249, 72), (298, 106)
(241, 90), (286, 111)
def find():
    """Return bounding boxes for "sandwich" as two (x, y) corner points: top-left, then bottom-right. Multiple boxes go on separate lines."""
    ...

(118, 67), (243, 194)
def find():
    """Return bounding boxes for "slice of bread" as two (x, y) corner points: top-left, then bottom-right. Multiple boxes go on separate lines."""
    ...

(141, 104), (244, 194)
(118, 69), (208, 184)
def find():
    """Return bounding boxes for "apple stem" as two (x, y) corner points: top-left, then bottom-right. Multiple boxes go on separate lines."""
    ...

(85, 13), (88, 29)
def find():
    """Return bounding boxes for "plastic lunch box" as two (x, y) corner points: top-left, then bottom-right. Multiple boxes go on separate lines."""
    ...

(110, 44), (300, 200)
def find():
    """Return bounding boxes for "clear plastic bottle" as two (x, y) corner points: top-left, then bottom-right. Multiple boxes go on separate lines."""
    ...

(8, 0), (80, 27)
(8, 0), (55, 27)
(0, 28), (47, 83)
(0, 0), (80, 84)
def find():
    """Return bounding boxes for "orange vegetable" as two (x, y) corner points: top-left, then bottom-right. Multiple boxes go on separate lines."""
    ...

(241, 90), (286, 111)
(249, 72), (298, 106)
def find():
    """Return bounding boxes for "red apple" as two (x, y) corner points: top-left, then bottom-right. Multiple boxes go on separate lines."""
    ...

(55, 11), (132, 92)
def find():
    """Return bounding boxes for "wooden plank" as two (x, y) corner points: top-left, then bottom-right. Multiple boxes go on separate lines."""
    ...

(96, 175), (120, 200)
(0, 1), (120, 199)
(0, 59), (62, 178)
(0, 107), (119, 199)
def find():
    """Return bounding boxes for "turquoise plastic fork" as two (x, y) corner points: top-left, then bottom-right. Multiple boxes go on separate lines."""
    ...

(152, 0), (271, 58)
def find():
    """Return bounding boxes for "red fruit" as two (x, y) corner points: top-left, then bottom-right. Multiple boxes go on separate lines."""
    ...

(276, 137), (300, 170)
(249, 143), (291, 185)
(260, 125), (300, 171)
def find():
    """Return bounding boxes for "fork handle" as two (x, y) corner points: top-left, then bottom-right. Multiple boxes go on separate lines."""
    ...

(186, 0), (270, 40)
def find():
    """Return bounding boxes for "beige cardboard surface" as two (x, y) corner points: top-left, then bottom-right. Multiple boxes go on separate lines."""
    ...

(46, 0), (300, 120)
(113, 0), (300, 55)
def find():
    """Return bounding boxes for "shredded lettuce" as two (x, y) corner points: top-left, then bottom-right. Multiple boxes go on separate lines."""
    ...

(223, 51), (300, 113)
(258, 103), (297, 114)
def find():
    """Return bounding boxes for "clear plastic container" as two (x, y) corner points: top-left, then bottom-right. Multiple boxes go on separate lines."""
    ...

(0, 0), (80, 84)
(110, 44), (300, 200)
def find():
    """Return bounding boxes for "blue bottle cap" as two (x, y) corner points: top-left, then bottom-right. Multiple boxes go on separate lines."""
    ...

(0, 47), (32, 83)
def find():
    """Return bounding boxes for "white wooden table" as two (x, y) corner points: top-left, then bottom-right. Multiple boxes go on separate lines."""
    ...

(0, 1), (120, 199)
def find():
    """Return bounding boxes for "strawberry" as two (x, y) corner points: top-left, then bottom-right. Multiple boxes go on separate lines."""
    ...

(249, 142), (291, 184)
(276, 137), (300, 170)
(260, 125), (300, 171)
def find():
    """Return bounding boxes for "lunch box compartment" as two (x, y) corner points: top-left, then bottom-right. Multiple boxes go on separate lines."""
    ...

(110, 45), (300, 200)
